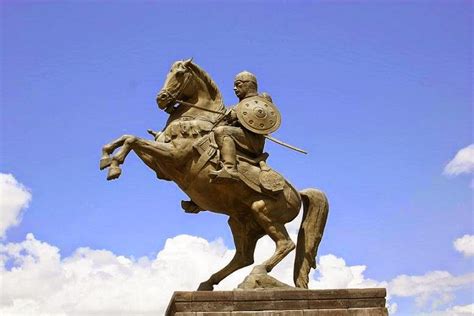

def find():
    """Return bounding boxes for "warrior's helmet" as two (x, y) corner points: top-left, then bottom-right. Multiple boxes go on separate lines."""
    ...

(235, 71), (258, 89)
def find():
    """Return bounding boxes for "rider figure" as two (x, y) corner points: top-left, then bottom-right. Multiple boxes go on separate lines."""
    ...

(210, 71), (268, 181)
(181, 71), (273, 213)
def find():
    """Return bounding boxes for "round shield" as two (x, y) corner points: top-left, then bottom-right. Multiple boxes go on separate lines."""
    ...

(235, 96), (281, 135)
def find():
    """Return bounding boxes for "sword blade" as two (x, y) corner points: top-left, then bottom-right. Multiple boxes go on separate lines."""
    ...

(264, 135), (308, 154)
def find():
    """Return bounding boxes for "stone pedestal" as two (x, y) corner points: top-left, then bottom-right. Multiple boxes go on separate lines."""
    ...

(166, 288), (388, 315)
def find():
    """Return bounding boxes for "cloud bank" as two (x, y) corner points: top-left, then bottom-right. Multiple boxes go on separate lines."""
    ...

(2, 231), (472, 315)
(388, 271), (474, 309)
(0, 233), (233, 315)
(0, 232), (391, 315)
(423, 304), (474, 316)
(0, 173), (31, 238)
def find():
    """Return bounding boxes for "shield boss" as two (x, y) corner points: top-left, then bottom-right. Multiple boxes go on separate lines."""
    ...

(235, 96), (281, 135)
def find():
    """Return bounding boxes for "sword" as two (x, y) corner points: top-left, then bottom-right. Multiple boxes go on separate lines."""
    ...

(264, 135), (308, 154)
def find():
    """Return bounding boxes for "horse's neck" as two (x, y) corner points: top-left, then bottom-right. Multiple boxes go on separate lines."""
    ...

(167, 84), (223, 125)
(166, 104), (220, 128)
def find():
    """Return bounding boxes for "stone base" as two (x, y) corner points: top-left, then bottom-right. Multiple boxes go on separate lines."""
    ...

(166, 288), (388, 315)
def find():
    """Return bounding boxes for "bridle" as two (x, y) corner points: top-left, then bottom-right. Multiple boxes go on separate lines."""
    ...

(161, 66), (226, 120)
(160, 69), (194, 114)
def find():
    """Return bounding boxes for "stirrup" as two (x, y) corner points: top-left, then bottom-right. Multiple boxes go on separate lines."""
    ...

(209, 167), (239, 182)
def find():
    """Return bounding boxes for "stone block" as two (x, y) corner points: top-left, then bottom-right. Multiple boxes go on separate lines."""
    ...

(166, 288), (389, 316)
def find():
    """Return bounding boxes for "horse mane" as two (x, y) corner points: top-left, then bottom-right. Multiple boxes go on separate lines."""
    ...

(187, 61), (224, 108)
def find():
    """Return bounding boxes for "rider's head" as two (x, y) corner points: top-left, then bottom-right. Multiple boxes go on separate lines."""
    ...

(234, 71), (258, 101)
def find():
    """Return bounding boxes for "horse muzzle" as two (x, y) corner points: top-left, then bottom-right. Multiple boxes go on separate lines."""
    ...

(156, 91), (175, 110)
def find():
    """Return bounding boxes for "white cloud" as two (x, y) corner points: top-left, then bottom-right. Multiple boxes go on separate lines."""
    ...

(0, 228), (396, 315)
(447, 304), (474, 315)
(0, 233), (234, 315)
(310, 254), (383, 289)
(422, 304), (474, 316)
(0, 173), (31, 238)
(388, 271), (474, 309)
(454, 234), (474, 257)
(444, 144), (474, 176)
(2, 230), (473, 315)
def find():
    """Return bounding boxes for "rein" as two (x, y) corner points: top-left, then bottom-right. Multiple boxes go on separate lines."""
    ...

(162, 72), (193, 101)
(176, 99), (225, 115)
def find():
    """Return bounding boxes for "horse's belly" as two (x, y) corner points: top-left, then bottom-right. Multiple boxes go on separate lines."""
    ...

(185, 168), (256, 215)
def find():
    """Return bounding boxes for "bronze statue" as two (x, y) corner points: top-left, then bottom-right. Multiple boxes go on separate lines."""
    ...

(100, 59), (328, 291)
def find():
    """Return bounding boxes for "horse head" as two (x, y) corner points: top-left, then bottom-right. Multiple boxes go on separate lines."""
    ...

(156, 59), (224, 121)
(156, 58), (194, 113)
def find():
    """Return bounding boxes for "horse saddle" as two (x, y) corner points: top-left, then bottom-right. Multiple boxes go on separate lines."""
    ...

(190, 132), (285, 195)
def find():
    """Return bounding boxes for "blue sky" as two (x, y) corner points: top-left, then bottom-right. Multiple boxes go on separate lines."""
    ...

(1, 1), (472, 315)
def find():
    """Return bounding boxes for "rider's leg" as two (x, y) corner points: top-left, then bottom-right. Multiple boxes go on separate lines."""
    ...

(220, 136), (237, 172)
(212, 126), (242, 179)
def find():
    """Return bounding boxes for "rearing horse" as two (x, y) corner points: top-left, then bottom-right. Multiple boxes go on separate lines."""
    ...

(100, 59), (329, 290)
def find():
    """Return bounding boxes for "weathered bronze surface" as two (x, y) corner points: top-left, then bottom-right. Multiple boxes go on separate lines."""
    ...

(100, 59), (329, 291)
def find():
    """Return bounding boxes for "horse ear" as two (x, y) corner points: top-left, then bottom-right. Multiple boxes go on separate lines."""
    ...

(183, 58), (193, 66)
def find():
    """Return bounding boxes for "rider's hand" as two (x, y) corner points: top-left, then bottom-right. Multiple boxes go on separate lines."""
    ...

(225, 108), (238, 124)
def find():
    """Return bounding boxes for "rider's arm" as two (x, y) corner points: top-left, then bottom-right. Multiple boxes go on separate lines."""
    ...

(224, 108), (239, 125)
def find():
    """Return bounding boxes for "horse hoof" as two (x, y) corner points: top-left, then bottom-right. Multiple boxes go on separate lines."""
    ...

(197, 282), (214, 291)
(107, 166), (122, 180)
(100, 157), (112, 170)
(181, 200), (204, 214)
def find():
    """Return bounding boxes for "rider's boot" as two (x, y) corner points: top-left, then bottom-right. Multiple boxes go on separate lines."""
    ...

(210, 136), (239, 182)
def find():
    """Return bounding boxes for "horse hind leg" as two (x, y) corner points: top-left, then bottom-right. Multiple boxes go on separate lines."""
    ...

(250, 200), (295, 273)
(198, 217), (261, 291)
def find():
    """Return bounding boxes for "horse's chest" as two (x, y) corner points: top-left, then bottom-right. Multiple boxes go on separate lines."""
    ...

(163, 119), (213, 142)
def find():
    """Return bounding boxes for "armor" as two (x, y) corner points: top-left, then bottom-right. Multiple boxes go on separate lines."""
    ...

(235, 95), (281, 135)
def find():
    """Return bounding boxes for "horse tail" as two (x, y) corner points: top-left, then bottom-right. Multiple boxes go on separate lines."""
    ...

(293, 188), (329, 288)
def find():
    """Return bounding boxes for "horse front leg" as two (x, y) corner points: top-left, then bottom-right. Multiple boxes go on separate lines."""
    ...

(104, 136), (177, 180)
(100, 135), (134, 170)
(105, 135), (147, 180)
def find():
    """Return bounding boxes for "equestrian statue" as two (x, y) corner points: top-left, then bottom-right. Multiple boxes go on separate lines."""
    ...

(99, 59), (329, 291)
